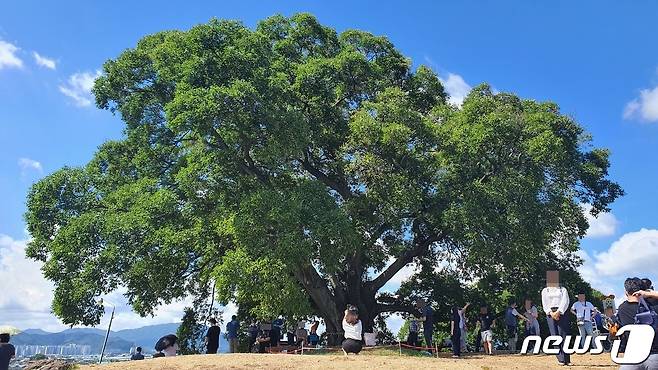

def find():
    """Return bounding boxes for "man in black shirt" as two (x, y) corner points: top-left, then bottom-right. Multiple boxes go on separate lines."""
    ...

(616, 277), (658, 369)
(0, 333), (15, 370)
(205, 318), (221, 354)
(476, 305), (496, 355)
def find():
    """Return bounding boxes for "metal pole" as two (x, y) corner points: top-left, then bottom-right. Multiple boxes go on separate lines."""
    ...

(98, 306), (115, 364)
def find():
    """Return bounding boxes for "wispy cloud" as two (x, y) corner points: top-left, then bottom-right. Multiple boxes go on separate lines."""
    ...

(582, 203), (619, 238)
(440, 73), (472, 107)
(18, 157), (43, 175)
(59, 70), (101, 107)
(624, 86), (658, 123)
(422, 56), (473, 107)
(32, 51), (56, 70)
(0, 40), (23, 70)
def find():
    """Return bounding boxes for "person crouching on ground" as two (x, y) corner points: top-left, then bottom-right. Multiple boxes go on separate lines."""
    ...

(342, 305), (363, 356)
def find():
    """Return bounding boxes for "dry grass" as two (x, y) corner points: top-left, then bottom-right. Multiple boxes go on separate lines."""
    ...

(79, 352), (618, 370)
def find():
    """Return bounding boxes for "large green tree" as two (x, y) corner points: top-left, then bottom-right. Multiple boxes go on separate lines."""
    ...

(25, 14), (622, 338)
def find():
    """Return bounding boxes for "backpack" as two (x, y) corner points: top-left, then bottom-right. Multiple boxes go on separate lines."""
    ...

(635, 297), (658, 331)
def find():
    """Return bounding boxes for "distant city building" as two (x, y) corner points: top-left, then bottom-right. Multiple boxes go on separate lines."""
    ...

(15, 344), (92, 357)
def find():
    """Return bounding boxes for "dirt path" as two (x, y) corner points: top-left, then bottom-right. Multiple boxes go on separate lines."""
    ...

(80, 353), (618, 370)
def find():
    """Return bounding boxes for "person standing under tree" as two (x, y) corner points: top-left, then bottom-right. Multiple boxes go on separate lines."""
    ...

(476, 304), (496, 355)
(541, 270), (572, 366)
(416, 299), (434, 351)
(205, 318), (221, 354)
(571, 292), (597, 349)
(407, 318), (420, 348)
(458, 303), (471, 352)
(450, 305), (462, 358)
(226, 315), (240, 353)
(505, 300), (529, 353)
(523, 298), (541, 337)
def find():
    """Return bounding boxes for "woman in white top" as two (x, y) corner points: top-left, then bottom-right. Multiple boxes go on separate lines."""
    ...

(541, 270), (571, 366)
(342, 305), (363, 355)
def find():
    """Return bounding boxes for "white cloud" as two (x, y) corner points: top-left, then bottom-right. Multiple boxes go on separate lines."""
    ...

(582, 204), (619, 238)
(440, 73), (472, 107)
(59, 70), (101, 107)
(624, 85), (658, 122)
(0, 233), (230, 332)
(591, 228), (658, 277)
(0, 40), (23, 70)
(32, 51), (56, 70)
(0, 234), (61, 331)
(18, 157), (43, 175)
(579, 229), (658, 303)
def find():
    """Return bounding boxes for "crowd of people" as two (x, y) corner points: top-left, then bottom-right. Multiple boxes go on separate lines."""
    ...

(1, 271), (656, 369)
(401, 271), (658, 369)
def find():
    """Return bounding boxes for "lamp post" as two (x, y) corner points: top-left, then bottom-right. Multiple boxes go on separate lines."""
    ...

(98, 299), (116, 364)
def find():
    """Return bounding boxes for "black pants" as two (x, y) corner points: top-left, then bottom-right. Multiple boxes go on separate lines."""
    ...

(271, 328), (280, 346)
(342, 338), (363, 354)
(207, 344), (218, 354)
(474, 331), (481, 352)
(424, 330), (433, 352)
(407, 331), (418, 347)
(547, 314), (571, 364)
(452, 331), (461, 356)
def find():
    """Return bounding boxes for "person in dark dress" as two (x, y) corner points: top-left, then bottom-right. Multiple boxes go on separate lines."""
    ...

(0, 333), (15, 370)
(205, 318), (221, 354)
(451, 305), (462, 358)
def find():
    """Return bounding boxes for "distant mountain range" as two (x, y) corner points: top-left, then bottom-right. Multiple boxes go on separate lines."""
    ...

(12, 323), (228, 355)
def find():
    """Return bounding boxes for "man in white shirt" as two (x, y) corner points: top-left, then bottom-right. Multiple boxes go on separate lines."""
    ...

(541, 270), (571, 366)
(570, 292), (597, 348)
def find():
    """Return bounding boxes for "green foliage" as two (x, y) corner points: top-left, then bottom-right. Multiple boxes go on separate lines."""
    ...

(29, 353), (48, 361)
(24, 13), (622, 331)
(176, 307), (207, 355)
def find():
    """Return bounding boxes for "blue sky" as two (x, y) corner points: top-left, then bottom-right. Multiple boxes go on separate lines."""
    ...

(2, 1), (658, 332)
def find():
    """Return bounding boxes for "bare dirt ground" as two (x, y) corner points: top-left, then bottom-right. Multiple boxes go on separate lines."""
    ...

(80, 352), (618, 370)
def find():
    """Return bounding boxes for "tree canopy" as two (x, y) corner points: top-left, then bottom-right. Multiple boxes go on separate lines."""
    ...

(25, 13), (622, 335)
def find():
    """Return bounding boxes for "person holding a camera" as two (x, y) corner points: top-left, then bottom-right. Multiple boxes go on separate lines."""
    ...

(571, 292), (597, 349)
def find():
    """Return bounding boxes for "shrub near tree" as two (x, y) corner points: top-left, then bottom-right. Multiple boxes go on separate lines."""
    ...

(24, 13), (622, 343)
